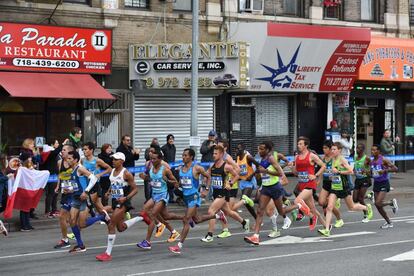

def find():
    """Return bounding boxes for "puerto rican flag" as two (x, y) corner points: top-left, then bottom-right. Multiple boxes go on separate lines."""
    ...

(3, 167), (50, 219)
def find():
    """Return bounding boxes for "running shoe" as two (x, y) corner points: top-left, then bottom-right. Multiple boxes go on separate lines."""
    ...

(380, 222), (394, 229)
(242, 195), (255, 207)
(291, 209), (298, 221)
(167, 231), (180, 243)
(125, 211), (131, 220)
(102, 210), (111, 224)
(155, 223), (166, 238)
(96, 252), (112, 262)
(283, 199), (291, 207)
(366, 203), (373, 220)
(335, 199), (341, 209)
(67, 233), (75, 240)
(391, 198), (398, 214)
(309, 215), (318, 231)
(20, 228), (31, 232)
(282, 216), (292, 230)
(296, 212), (304, 221)
(168, 245), (181, 254)
(362, 217), (369, 223)
(47, 212), (55, 219)
(243, 219), (250, 233)
(69, 245), (86, 253)
(318, 229), (330, 237)
(217, 230), (232, 238)
(296, 199), (311, 216)
(334, 219), (344, 228)
(137, 240), (152, 250)
(201, 234), (214, 243)
(54, 239), (70, 249)
(244, 235), (260, 246)
(217, 210), (228, 224)
(268, 229), (281, 238)
(0, 220), (8, 236)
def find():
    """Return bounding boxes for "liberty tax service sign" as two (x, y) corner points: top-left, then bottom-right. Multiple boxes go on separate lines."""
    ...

(0, 22), (112, 74)
(230, 22), (371, 92)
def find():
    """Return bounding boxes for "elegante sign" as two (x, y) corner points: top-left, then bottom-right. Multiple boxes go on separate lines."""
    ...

(129, 42), (248, 89)
(0, 22), (112, 74)
(230, 22), (370, 92)
(358, 36), (414, 82)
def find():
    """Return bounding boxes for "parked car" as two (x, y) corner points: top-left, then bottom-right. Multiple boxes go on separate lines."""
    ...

(213, 74), (238, 87)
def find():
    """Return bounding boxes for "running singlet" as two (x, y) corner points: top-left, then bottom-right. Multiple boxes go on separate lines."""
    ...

(211, 162), (226, 190)
(371, 156), (388, 182)
(59, 162), (75, 194)
(354, 155), (368, 179)
(331, 158), (346, 191)
(109, 168), (129, 199)
(70, 165), (88, 196)
(322, 157), (333, 181)
(295, 152), (316, 186)
(149, 165), (168, 194)
(260, 157), (279, 186)
(82, 157), (98, 174)
(179, 163), (199, 196)
(237, 154), (254, 181)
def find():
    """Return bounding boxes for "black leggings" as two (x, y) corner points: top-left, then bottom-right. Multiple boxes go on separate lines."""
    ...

(45, 182), (58, 214)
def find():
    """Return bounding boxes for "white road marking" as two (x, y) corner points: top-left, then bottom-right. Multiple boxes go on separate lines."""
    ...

(406, 221), (414, 224)
(126, 239), (414, 275)
(0, 216), (413, 260)
(384, 249), (414, 262)
(260, 235), (330, 245)
(324, 231), (375, 238)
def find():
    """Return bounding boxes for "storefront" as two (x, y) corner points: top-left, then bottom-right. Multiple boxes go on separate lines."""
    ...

(129, 42), (247, 162)
(226, 22), (370, 154)
(0, 22), (113, 155)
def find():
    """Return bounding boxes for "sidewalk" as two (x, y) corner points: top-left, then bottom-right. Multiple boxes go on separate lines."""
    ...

(3, 171), (414, 233)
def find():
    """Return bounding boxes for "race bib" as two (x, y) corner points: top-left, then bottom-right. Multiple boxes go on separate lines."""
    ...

(261, 173), (271, 185)
(323, 168), (333, 178)
(61, 180), (78, 193)
(330, 175), (343, 191)
(151, 180), (162, 188)
(298, 171), (309, 183)
(240, 164), (248, 176)
(211, 176), (223, 189)
(371, 166), (381, 179)
(111, 184), (124, 199)
(180, 177), (193, 189)
(355, 168), (365, 179)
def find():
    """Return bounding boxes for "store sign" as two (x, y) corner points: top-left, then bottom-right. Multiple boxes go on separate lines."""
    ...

(229, 22), (370, 92)
(0, 22), (112, 74)
(334, 93), (350, 108)
(359, 36), (414, 82)
(129, 42), (248, 89)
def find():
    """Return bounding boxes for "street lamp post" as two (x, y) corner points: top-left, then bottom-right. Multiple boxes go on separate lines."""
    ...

(190, 0), (199, 155)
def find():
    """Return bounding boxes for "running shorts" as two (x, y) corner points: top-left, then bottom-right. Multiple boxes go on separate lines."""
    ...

(152, 191), (169, 205)
(373, 180), (390, 193)
(213, 189), (230, 202)
(70, 196), (87, 211)
(111, 198), (133, 211)
(261, 183), (284, 200)
(354, 177), (371, 190)
(60, 194), (72, 212)
(183, 193), (201, 208)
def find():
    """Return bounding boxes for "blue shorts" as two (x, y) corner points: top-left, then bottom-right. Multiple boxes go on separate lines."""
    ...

(183, 193), (201, 208)
(261, 183), (284, 200)
(60, 194), (72, 212)
(239, 177), (257, 191)
(70, 196), (87, 211)
(152, 191), (169, 205)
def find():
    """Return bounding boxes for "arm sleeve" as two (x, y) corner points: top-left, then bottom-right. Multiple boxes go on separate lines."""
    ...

(84, 174), (98, 192)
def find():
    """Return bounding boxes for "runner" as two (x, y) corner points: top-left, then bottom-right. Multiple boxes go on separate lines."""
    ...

(96, 152), (144, 261)
(318, 142), (373, 237)
(353, 143), (372, 223)
(54, 144), (75, 249)
(317, 140), (343, 228)
(0, 219), (8, 236)
(65, 150), (106, 253)
(192, 145), (248, 243)
(244, 141), (289, 245)
(80, 142), (111, 223)
(137, 149), (183, 250)
(369, 144), (398, 229)
(168, 148), (211, 254)
(287, 137), (327, 232)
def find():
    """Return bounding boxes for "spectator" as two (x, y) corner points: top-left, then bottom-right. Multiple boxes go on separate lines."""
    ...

(200, 130), (217, 162)
(116, 135), (140, 171)
(145, 138), (159, 161)
(161, 134), (177, 203)
(18, 155), (34, 231)
(0, 153), (9, 213)
(339, 130), (353, 157)
(98, 143), (113, 206)
(67, 127), (83, 150)
(39, 139), (68, 218)
(380, 129), (400, 156)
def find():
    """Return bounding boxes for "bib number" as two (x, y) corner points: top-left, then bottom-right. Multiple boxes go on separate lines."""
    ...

(111, 184), (124, 199)
(240, 165), (248, 176)
(151, 180), (162, 188)
(298, 171), (309, 183)
(371, 166), (382, 179)
(180, 177), (192, 189)
(61, 180), (78, 193)
(330, 175), (343, 191)
(211, 176), (223, 189)
(261, 173), (271, 186)
(323, 168), (332, 179)
(355, 168), (365, 179)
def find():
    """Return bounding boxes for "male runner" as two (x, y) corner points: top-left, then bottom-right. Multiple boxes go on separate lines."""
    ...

(96, 152), (144, 261)
(369, 144), (398, 229)
(169, 148), (211, 254)
(353, 143), (372, 223)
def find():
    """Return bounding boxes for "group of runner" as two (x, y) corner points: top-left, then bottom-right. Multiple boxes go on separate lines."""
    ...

(7, 135), (398, 261)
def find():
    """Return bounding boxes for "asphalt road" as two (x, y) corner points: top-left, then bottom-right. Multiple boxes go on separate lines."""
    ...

(1, 198), (414, 276)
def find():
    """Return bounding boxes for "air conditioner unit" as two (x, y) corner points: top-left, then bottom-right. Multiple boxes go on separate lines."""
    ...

(242, 0), (264, 14)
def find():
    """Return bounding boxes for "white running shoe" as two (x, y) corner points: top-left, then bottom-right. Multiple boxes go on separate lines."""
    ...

(282, 216), (292, 230)
(268, 229), (281, 238)
(380, 222), (394, 229)
(391, 198), (398, 214)
(362, 217), (369, 223)
(0, 220), (8, 236)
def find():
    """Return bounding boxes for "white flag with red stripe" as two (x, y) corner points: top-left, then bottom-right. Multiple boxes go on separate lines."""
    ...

(3, 167), (50, 219)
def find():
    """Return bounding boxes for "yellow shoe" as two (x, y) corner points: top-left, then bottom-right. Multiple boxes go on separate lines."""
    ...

(155, 223), (166, 238)
(167, 231), (180, 243)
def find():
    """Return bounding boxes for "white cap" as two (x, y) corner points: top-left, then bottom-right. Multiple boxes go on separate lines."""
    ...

(111, 152), (126, 161)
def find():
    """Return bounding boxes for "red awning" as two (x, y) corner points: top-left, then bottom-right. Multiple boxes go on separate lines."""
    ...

(0, 72), (114, 99)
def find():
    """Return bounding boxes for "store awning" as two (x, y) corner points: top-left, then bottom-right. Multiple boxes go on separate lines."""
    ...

(0, 72), (114, 99)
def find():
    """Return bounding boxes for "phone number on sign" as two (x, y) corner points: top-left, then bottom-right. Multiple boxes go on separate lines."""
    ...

(12, 58), (80, 69)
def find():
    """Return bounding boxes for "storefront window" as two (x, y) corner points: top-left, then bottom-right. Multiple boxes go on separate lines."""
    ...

(405, 103), (414, 154)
